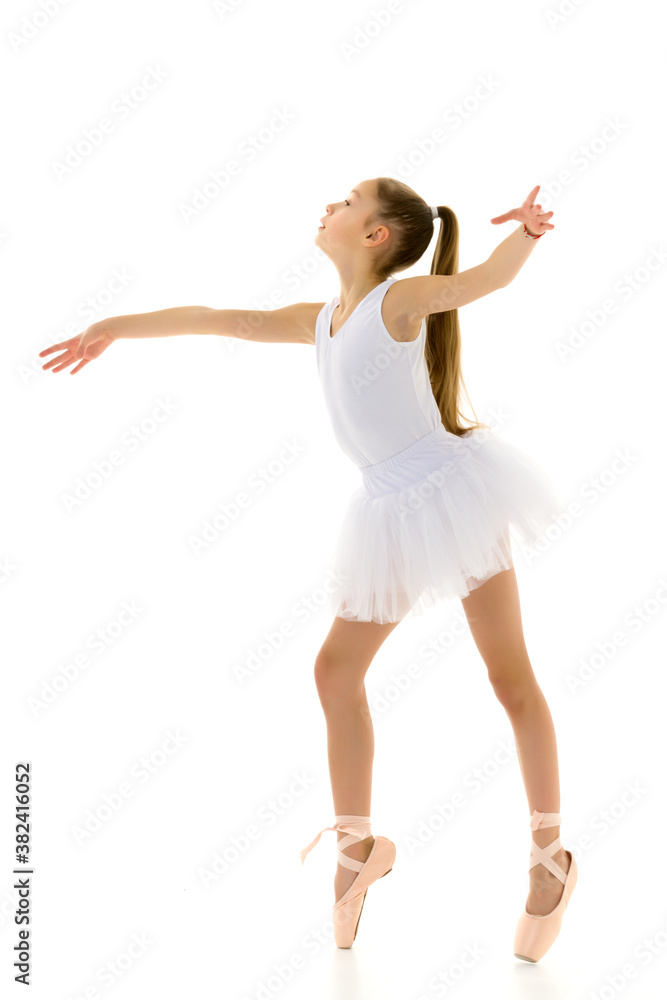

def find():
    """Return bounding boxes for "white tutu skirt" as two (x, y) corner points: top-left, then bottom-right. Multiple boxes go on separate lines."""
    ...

(325, 424), (565, 624)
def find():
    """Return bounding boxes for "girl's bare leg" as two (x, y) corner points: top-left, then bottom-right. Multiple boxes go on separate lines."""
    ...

(314, 615), (402, 901)
(461, 565), (572, 915)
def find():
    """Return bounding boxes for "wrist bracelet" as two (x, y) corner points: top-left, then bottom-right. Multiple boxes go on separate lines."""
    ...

(523, 223), (544, 240)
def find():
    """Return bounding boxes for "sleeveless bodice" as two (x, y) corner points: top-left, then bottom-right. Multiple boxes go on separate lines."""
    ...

(314, 277), (442, 467)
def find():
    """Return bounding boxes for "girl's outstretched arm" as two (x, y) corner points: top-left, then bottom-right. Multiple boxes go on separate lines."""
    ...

(39, 301), (322, 375)
(39, 305), (213, 375)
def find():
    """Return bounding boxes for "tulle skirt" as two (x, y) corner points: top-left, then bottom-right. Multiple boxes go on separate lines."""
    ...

(325, 423), (565, 624)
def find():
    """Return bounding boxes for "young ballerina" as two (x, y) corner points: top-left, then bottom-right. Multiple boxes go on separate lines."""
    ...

(40, 176), (577, 962)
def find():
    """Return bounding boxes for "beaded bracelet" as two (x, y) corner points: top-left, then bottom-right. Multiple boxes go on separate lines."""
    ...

(523, 222), (544, 240)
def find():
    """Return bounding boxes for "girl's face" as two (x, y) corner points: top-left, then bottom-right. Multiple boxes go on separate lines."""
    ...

(316, 180), (376, 249)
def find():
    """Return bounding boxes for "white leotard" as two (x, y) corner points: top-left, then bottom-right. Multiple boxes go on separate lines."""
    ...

(315, 277), (442, 468)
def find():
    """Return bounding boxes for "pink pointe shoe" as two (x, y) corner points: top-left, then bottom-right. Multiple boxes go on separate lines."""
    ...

(299, 814), (396, 948)
(513, 809), (578, 963)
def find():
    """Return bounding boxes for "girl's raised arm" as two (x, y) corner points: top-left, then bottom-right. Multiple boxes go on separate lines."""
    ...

(387, 185), (554, 326)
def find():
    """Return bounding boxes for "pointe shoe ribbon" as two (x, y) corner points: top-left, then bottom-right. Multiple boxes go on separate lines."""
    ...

(298, 814), (396, 948)
(299, 815), (372, 866)
(530, 810), (561, 831)
(513, 809), (578, 963)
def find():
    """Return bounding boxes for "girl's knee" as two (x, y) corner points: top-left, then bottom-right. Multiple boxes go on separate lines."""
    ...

(313, 652), (365, 707)
(488, 661), (538, 709)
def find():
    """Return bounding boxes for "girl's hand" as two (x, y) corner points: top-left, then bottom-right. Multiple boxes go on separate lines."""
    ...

(39, 324), (115, 375)
(490, 185), (555, 237)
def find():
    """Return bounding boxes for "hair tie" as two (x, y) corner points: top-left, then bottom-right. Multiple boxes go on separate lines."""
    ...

(430, 205), (439, 220)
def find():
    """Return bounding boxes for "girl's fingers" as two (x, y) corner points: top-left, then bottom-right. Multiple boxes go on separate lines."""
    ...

(523, 190), (539, 211)
(42, 352), (73, 370)
(492, 191), (552, 227)
(50, 355), (77, 373)
(41, 355), (66, 370)
(39, 342), (70, 357)
(490, 210), (516, 223)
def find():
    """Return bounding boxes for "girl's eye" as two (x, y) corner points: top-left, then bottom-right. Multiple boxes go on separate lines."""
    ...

(344, 199), (350, 206)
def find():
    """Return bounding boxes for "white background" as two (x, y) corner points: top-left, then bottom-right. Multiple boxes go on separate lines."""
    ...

(2, 0), (666, 997)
